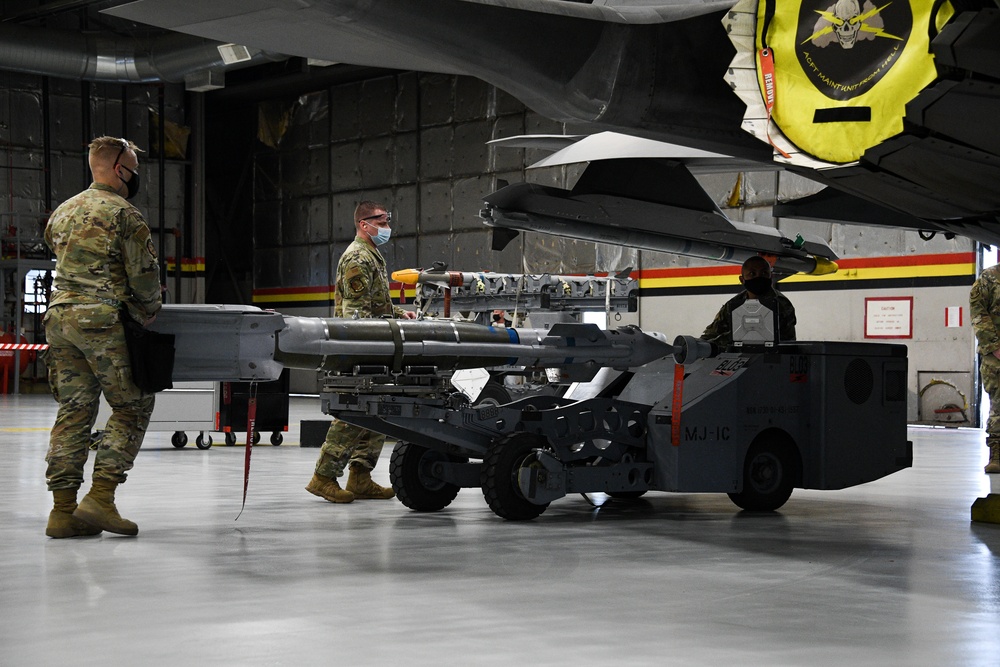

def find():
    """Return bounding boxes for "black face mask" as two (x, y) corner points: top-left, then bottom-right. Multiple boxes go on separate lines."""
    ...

(118, 165), (140, 200)
(743, 276), (773, 295)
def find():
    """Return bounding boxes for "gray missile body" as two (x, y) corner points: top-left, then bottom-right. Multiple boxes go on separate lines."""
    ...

(481, 176), (839, 276)
(150, 305), (674, 384)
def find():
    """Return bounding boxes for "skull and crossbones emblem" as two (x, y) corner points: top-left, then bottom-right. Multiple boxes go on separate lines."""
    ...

(803, 0), (902, 49)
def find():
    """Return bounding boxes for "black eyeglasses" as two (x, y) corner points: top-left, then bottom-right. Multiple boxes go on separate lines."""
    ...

(360, 212), (391, 224)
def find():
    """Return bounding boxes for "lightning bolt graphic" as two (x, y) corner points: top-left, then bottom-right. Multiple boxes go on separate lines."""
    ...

(801, 1), (901, 45)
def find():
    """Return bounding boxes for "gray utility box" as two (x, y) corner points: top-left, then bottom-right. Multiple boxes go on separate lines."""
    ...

(639, 342), (910, 495)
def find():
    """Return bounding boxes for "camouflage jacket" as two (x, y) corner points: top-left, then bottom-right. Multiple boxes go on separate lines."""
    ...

(45, 183), (161, 323)
(970, 264), (1000, 357)
(701, 288), (797, 346)
(334, 236), (404, 319)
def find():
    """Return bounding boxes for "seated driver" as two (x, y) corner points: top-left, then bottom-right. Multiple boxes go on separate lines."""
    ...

(701, 255), (796, 347)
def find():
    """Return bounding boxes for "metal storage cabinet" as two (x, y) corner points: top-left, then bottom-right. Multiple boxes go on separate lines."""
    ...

(218, 369), (290, 446)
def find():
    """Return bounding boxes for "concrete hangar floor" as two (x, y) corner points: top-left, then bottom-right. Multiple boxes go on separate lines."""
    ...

(2, 394), (998, 666)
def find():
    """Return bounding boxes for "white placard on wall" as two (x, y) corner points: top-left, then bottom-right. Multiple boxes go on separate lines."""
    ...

(864, 297), (913, 339)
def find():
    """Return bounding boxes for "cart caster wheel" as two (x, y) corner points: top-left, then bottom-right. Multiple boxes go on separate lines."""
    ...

(171, 431), (188, 448)
(270, 432), (283, 446)
(195, 433), (213, 450)
(225, 432), (237, 446)
(253, 431), (261, 445)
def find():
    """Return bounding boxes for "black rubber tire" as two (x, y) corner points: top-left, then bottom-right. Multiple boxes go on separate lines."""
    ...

(728, 439), (797, 512)
(224, 432), (237, 446)
(607, 490), (647, 500)
(252, 431), (261, 445)
(270, 432), (283, 446)
(475, 381), (512, 406)
(171, 431), (188, 448)
(195, 434), (213, 450)
(389, 442), (466, 512)
(481, 433), (550, 521)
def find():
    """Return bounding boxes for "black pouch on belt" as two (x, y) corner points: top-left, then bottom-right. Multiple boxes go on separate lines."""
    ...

(120, 307), (175, 393)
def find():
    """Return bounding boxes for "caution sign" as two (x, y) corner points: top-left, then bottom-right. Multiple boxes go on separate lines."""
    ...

(756, 0), (953, 163)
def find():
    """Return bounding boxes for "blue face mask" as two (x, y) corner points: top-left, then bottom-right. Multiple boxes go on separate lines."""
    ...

(368, 224), (391, 246)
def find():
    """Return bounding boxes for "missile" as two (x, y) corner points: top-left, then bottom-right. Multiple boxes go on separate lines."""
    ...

(150, 305), (675, 384)
(481, 162), (841, 277)
(275, 317), (671, 382)
(391, 265), (638, 318)
(392, 266), (632, 290)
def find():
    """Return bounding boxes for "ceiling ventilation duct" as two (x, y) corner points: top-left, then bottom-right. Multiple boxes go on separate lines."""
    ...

(0, 22), (286, 89)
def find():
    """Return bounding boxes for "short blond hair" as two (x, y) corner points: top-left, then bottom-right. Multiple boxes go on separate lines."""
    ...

(88, 136), (144, 162)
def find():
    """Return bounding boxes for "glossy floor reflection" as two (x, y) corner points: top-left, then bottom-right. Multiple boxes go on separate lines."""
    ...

(2, 394), (999, 666)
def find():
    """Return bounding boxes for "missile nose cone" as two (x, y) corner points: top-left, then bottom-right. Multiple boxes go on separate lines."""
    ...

(810, 258), (839, 276)
(392, 268), (422, 285)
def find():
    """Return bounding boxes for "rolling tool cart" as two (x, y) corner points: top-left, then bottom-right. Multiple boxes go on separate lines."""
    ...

(96, 381), (219, 449)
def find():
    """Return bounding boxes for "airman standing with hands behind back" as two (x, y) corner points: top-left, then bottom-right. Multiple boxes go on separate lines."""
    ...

(43, 136), (162, 538)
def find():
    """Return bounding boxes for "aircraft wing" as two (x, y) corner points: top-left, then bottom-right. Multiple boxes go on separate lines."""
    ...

(105, 0), (1000, 244)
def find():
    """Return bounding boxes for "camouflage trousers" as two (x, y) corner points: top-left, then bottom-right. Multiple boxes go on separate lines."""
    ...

(315, 419), (385, 478)
(982, 356), (1000, 443)
(44, 304), (155, 490)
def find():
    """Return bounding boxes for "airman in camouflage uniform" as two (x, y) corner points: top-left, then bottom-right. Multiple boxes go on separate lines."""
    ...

(43, 136), (162, 537)
(970, 264), (1000, 473)
(702, 255), (796, 346)
(306, 200), (416, 503)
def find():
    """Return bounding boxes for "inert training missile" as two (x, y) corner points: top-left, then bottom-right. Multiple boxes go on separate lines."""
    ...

(481, 179), (840, 277)
(392, 266), (632, 289)
(275, 317), (672, 382)
(151, 305), (675, 384)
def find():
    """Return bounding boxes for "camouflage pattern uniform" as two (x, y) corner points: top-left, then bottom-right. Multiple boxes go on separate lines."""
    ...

(316, 236), (406, 478)
(701, 289), (797, 346)
(44, 182), (162, 491)
(970, 264), (1000, 470)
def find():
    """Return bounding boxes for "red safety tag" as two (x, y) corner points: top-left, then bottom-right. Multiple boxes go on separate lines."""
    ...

(671, 364), (684, 446)
(759, 48), (791, 159)
(236, 392), (257, 520)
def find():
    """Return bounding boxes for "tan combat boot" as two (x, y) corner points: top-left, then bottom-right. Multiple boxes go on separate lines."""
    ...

(345, 462), (395, 500)
(74, 479), (138, 536)
(987, 442), (1000, 474)
(305, 473), (355, 503)
(46, 489), (102, 538)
